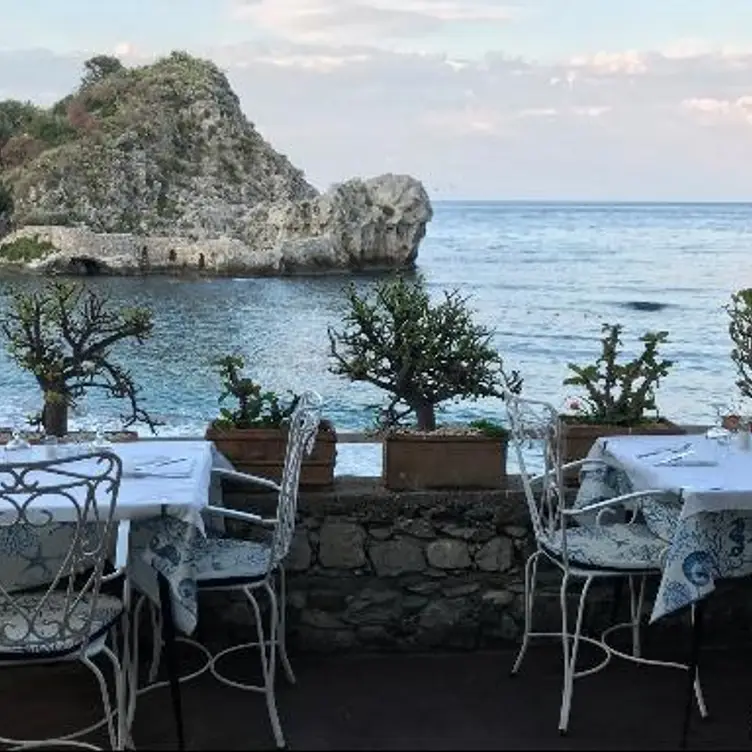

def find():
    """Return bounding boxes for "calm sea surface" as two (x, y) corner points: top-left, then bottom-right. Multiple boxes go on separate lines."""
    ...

(1, 202), (751, 458)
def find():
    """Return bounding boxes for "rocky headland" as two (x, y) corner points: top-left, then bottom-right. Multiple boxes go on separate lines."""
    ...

(0, 52), (432, 276)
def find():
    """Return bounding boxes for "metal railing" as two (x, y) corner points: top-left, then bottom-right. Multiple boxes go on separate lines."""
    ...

(132, 425), (711, 443)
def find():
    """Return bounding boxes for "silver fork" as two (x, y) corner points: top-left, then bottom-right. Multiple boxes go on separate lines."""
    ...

(637, 441), (692, 459)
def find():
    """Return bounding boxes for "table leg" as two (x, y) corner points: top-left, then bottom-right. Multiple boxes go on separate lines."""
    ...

(680, 600), (705, 750)
(158, 573), (186, 751)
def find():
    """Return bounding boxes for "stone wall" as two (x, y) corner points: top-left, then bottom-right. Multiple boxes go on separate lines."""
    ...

(202, 478), (641, 652)
(196, 476), (752, 654)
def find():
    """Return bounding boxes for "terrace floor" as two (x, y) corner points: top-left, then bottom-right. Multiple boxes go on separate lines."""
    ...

(1, 636), (751, 751)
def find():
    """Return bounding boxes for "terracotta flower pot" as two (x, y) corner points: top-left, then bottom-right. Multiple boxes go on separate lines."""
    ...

(383, 431), (508, 491)
(205, 421), (337, 490)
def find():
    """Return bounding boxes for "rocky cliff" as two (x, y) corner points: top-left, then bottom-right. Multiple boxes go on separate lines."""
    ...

(0, 52), (432, 275)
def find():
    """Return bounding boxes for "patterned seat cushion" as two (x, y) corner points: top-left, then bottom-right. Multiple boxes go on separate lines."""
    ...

(0, 592), (122, 658)
(542, 522), (668, 570)
(193, 537), (273, 584)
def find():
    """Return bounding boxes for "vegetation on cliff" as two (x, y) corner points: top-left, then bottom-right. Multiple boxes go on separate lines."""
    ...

(0, 51), (317, 237)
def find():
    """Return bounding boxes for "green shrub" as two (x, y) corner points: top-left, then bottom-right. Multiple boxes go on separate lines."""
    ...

(210, 354), (299, 429)
(563, 322), (674, 425)
(0, 236), (57, 262)
(80, 55), (125, 90)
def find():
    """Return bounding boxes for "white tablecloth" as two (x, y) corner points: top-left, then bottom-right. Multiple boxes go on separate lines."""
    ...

(599, 433), (752, 520)
(0, 440), (232, 634)
(1, 440), (215, 523)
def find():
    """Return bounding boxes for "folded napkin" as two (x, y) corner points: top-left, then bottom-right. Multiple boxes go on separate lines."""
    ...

(124, 456), (196, 478)
(656, 459), (718, 468)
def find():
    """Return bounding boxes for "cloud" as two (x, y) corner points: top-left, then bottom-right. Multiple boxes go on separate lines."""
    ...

(4, 40), (752, 199)
(682, 95), (752, 124)
(568, 50), (649, 76)
(229, 0), (516, 46)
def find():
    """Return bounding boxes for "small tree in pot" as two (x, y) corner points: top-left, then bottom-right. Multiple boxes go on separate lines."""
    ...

(563, 322), (674, 426)
(210, 354), (300, 429)
(328, 273), (521, 489)
(205, 354), (336, 488)
(724, 288), (752, 431)
(1, 280), (158, 437)
(559, 321), (679, 483)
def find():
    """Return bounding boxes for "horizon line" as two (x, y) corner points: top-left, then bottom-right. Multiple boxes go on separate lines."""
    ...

(429, 198), (752, 205)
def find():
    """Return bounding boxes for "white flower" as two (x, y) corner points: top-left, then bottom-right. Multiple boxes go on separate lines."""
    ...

(81, 360), (96, 373)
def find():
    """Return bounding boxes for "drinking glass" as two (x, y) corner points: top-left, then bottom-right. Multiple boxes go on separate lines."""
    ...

(705, 402), (733, 457)
(4, 423), (31, 452)
(92, 422), (111, 449)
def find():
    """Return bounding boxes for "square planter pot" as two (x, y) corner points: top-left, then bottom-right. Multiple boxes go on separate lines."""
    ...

(559, 418), (685, 487)
(383, 432), (508, 491)
(205, 421), (337, 490)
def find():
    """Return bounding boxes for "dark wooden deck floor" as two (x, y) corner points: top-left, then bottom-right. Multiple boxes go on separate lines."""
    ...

(1, 639), (750, 750)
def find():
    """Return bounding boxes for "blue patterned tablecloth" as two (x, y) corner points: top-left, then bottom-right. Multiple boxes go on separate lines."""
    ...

(576, 440), (752, 623)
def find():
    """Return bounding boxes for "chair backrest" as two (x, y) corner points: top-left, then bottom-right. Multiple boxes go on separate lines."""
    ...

(0, 451), (122, 654)
(271, 391), (323, 566)
(504, 392), (567, 546)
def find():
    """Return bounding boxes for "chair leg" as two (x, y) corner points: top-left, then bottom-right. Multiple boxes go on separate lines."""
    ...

(629, 575), (647, 659)
(681, 602), (708, 749)
(277, 567), (296, 685)
(159, 573), (186, 752)
(148, 596), (163, 684)
(82, 646), (122, 750)
(118, 589), (133, 750)
(246, 584), (286, 748)
(511, 551), (540, 676)
(558, 574), (595, 735)
(127, 596), (143, 733)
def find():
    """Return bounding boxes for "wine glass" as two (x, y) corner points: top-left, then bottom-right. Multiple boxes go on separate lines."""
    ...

(92, 421), (111, 449)
(705, 401), (732, 456)
(4, 424), (31, 451)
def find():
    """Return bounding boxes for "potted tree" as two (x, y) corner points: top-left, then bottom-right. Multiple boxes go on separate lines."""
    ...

(560, 322), (681, 484)
(328, 273), (521, 490)
(0, 280), (158, 439)
(204, 354), (337, 489)
(723, 288), (752, 434)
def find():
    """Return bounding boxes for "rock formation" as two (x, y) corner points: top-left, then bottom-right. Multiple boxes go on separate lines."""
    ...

(0, 52), (432, 275)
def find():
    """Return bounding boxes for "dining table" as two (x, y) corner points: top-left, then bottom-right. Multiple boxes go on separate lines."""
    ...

(575, 429), (752, 747)
(0, 438), (239, 750)
(576, 430), (752, 623)
(0, 438), (232, 635)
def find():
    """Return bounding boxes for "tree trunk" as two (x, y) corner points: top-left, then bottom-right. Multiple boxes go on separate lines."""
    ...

(414, 402), (436, 432)
(42, 398), (68, 437)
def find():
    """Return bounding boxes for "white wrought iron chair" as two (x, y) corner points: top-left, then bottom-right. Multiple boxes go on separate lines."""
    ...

(134, 390), (323, 749)
(0, 451), (129, 750)
(504, 393), (708, 735)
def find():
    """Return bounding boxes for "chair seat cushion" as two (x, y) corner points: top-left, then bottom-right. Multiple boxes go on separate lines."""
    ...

(0, 592), (122, 658)
(193, 537), (272, 585)
(542, 522), (667, 570)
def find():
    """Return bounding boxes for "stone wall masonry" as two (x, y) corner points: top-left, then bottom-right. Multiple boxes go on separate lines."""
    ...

(198, 477), (752, 653)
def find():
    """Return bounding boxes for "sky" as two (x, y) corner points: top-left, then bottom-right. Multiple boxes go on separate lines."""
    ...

(2, 0), (752, 200)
